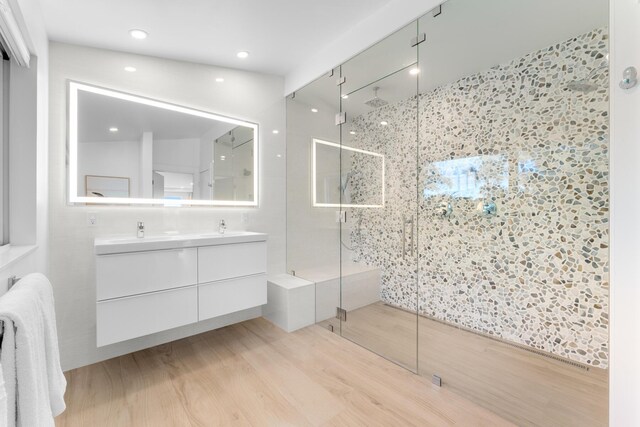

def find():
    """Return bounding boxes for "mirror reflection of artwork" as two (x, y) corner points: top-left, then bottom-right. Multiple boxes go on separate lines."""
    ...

(85, 175), (130, 198)
(69, 82), (258, 206)
(313, 139), (385, 208)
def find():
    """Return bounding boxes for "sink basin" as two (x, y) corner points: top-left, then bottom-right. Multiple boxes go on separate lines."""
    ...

(95, 231), (267, 255)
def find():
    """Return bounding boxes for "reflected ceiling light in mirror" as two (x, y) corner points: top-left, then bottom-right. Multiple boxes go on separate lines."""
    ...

(311, 108), (318, 113)
(380, 121), (389, 126)
(129, 29), (148, 40)
(236, 51), (249, 59)
(109, 127), (118, 132)
(272, 130), (279, 134)
(409, 68), (420, 75)
(215, 77), (224, 83)
(220, 155), (226, 161)
(124, 66), (136, 72)
(341, 94), (349, 99)
(349, 131), (356, 135)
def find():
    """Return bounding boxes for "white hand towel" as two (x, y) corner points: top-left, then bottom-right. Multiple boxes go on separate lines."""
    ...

(0, 363), (7, 427)
(0, 273), (67, 427)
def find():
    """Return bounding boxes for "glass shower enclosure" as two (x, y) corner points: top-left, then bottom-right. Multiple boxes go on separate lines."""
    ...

(286, 0), (609, 424)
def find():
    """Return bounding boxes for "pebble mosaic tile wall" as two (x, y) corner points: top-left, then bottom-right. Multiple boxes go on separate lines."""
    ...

(346, 27), (609, 368)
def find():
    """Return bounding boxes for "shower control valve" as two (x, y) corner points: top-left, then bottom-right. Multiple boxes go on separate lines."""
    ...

(437, 201), (453, 218)
(477, 200), (498, 217)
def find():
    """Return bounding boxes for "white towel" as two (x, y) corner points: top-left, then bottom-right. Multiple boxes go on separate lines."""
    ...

(0, 273), (67, 427)
(0, 363), (7, 426)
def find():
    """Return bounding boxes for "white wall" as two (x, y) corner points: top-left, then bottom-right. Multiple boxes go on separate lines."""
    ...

(610, 0), (640, 424)
(49, 42), (286, 370)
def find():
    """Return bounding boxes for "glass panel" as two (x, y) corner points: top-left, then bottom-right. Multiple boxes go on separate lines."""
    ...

(339, 26), (420, 371)
(341, 22), (418, 95)
(417, 0), (609, 425)
(286, 70), (341, 331)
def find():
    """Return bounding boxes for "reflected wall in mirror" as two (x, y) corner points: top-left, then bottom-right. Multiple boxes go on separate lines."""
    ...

(312, 139), (384, 208)
(69, 82), (258, 206)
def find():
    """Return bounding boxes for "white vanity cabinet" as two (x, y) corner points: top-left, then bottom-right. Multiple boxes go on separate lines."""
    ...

(95, 232), (267, 347)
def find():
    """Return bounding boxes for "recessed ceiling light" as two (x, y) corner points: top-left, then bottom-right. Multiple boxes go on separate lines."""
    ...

(124, 66), (137, 72)
(236, 51), (249, 59)
(409, 68), (420, 75)
(311, 108), (318, 113)
(129, 29), (148, 40)
(277, 154), (282, 158)
(220, 155), (226, 161)
(272, 130), (279, 134)
(380, 121), (389, 126)
(342, 94), (349, 99)
(109, 127), (119, 132)
(215, 77), (224, 83)
(349, 131), (356, 135)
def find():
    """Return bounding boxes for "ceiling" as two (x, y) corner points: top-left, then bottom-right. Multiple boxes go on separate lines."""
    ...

(40, 0), (393, 76)
(78, 90), (238, 143)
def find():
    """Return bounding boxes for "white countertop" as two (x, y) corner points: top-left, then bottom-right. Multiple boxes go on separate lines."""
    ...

(95, 231), (268, 255)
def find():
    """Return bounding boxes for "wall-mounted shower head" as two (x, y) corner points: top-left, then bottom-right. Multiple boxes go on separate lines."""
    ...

(567, 80), (599, 93)
(567, 62), (608, 93)
(365, 87), (388, 108)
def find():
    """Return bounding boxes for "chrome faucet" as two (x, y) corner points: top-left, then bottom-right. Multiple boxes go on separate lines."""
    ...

(137, 221), (145, 238)
(219, 219), (226, 235)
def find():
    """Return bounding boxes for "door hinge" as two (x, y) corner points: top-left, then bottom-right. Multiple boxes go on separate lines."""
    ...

(327, 69), (335, 78)
(410, 33), (426, 47)
(335, 210), (347, 223)
(337, 76), (346, 86)
(335, 112), (346, 125)
(336, 307), (347, 322)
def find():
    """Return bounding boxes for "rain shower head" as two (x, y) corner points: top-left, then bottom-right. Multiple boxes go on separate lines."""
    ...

(567, 80), (599, 93)
(567, 62), (608, 93)
(364, 87), (388, 108)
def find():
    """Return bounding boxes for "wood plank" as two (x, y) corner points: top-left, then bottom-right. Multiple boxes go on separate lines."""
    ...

(57, 317), (510, 427)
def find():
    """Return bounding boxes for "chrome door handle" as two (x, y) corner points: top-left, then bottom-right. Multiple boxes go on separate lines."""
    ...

(402, 215), (414, 259)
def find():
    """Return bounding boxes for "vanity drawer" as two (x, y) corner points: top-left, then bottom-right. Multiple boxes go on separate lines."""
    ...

(96, 248), (197, 301)
(97, 285), (197, 347)
(198, 242), (266, 283)
(198, 274), (267, 321)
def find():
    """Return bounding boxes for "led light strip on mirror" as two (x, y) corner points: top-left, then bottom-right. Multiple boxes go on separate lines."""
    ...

(68, 81), (259, 207)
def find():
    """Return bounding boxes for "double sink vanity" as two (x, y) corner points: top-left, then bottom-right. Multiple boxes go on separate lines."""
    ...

(95, 231), (267, 346)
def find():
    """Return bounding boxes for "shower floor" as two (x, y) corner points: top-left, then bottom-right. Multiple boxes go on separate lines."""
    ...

(321, 302), (608, 427)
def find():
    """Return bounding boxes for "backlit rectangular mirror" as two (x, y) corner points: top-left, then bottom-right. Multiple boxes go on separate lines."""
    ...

(68, 81), (258, 206)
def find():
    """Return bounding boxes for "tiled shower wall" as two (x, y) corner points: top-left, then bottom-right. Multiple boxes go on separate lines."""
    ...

(347, 28), (609, 368)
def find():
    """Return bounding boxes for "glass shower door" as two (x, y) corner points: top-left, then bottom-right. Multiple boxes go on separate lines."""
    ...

(338, 22), (420, 371)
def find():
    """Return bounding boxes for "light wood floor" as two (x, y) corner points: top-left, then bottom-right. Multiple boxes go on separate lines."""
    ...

(56, 317), (512, 427)
(325, 302), (608, 427)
